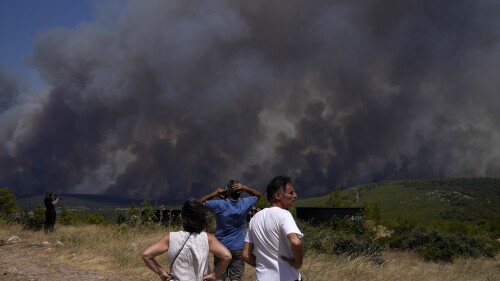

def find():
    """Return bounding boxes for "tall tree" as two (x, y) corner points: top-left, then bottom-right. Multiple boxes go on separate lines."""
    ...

(0, 187), (17, 219)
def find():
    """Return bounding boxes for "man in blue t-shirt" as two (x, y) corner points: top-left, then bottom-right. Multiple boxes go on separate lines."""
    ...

(199, 181), (261, 281)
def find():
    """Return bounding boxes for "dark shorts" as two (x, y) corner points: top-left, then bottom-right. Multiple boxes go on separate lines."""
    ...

(214, 249), (244, 280)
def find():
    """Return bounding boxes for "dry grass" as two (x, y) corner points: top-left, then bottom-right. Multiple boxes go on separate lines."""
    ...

(1, 223), (499, 281)
(298, 251), (500, 281)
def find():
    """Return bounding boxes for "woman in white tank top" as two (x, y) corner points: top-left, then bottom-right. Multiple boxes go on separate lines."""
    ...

(142, 198), (231, 281)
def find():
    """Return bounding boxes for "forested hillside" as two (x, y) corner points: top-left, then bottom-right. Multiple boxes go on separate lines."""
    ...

(298, 178), (500, 236)
(357, 178), (499, 221)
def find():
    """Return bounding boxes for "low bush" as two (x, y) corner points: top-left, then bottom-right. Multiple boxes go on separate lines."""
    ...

(20, 207), (45, 230)
(299, 217), (383, 264)
(380, 225), (498, 262)
(59, 207), (106, 225)
(333, 237), (383, 264)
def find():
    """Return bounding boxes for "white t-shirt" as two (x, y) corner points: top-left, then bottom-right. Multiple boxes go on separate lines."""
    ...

(245, 207), (303, 281)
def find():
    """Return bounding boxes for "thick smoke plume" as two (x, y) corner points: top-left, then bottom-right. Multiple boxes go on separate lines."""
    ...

(1, 0), (500, 199)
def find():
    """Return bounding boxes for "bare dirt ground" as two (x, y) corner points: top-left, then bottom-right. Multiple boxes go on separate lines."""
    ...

(0, 241), (126, 281)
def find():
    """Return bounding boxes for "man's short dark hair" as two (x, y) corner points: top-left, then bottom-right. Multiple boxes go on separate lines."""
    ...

(266, 175), (293, 202)
(224, 180), (241, 200)
(181, 198), (209, 233)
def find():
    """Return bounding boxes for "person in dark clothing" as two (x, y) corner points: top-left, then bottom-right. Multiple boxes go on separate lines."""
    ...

(44, 192), (60, 233)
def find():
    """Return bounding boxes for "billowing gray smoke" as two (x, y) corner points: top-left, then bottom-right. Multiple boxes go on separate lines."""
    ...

(1, 0), (500, 199)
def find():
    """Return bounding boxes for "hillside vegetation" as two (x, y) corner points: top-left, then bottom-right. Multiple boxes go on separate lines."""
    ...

(14, 178), (500, 236)
(17, 194), (183, 211)
(298, 177), (500, 237)
(357, 178), (499, 221)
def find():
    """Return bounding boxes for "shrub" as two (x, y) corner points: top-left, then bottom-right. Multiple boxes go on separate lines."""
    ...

(140, 198), (156, 225)
(324, 216), (373, 238)
(59, 207), (106, 225)
(115, 213), (127, 225)
(21, 207), (45, 230)
(300, 222), (337, 252)
(85, 213), (106, 224)
(381, 225), (498, 262)
(299, 217), (383, 264)
(333, 237), (383, 264)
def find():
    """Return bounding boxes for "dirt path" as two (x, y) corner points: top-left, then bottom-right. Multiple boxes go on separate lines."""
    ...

(0, 241), (126, 281)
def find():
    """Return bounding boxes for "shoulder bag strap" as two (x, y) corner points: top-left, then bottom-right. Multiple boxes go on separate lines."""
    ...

(170, 233), (192, 271)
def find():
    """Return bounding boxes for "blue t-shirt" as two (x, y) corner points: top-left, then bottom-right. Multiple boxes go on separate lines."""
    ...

(205, 196), (258, 251)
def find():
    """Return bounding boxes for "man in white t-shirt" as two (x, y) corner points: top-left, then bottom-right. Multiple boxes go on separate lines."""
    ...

(242, 175), (304, 281)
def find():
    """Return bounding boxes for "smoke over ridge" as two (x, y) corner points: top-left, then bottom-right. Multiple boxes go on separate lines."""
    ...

(1, 0), (500, 199)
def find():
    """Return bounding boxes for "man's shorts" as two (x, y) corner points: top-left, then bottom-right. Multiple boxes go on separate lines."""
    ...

(214, 249), (244, 280)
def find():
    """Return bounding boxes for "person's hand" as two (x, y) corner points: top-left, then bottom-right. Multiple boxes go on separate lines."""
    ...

(215, 188), (226, 198)
(281, 255), (301, 269)
(202, 272), (217, 281)
(158, 271), (171, 280)
(231, 182), (245, 194)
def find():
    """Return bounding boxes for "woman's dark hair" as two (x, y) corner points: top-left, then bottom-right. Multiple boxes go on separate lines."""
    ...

(181, 198), (209, 233)
(266, 175), (292, 202)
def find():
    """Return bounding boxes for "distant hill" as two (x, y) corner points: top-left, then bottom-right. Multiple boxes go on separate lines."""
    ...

(16, 178), (499, 226)
(296, 177), (500, 224)
(16, 194), (183, 211)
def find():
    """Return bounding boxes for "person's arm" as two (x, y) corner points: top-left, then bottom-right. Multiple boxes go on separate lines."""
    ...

(203, 233), (231, 281)
(280, 233), (303, 269)
(232, 182), (262, 198)
(51, 197), (60, 205)
(142, 234), (172, 281)
(198, 188), (226, 203)
(242, 242), (256, 267)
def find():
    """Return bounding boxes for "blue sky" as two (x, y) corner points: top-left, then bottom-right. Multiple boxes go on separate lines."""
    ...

(0, 0), (94, 86)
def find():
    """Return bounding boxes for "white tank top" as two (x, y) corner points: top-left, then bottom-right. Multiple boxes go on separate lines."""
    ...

(167, 231), (210, 281)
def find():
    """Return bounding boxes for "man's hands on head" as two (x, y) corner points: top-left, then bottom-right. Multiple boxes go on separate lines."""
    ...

(231, 182), (245, 194)
(216, 188), (227, 198)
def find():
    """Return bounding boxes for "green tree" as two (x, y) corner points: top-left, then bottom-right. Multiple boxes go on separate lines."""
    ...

(0, 187), (17, 219)
(125, 202), (140, 227)
(325, 187), (354, 207)
(325, 191), (335, 207)
(128, 203), (139, 217)
(140, 198), (156, 225)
